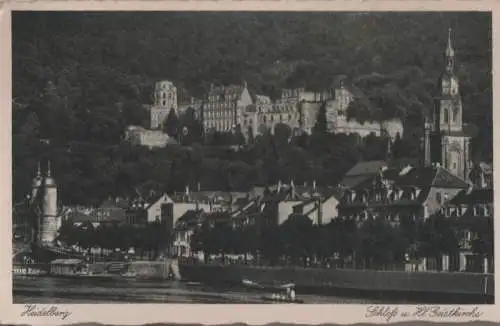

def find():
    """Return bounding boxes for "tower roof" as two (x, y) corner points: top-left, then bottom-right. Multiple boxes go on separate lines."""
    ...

(32, 162), (42, 187)
(43, 160), (57, 187)
(445, 27), (455, 57)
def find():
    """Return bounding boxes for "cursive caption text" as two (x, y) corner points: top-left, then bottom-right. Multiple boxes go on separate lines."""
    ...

(366, 305), (483, 322)
(20, 304), (72, 320)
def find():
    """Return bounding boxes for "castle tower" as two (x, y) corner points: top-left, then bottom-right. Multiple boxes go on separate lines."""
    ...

(151, 80), (178, 129)
(430, 28), (471, 179)
(40, 160), (59, 244)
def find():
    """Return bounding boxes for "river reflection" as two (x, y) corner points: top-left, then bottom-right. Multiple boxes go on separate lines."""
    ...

(13, 276), (380, 304)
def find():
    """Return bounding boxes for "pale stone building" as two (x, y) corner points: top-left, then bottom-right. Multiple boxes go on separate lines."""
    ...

(202, 81), (253, 135)
(124, 126), (173, 149)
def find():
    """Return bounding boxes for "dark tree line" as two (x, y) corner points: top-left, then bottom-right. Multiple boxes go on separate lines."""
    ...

(190, 212), (493, 272)
(57, 220), (170, 260)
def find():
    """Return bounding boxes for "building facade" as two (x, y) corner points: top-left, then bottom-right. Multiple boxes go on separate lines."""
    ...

(202, 82), (253, 135)
(336, 164), (469, 227)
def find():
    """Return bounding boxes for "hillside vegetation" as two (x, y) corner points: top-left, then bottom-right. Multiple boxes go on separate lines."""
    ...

(12, 12), (492, 206)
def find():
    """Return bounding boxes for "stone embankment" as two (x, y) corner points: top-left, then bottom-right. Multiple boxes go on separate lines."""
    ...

(178, 263), (494, 303)
(89, 259), (181, 279)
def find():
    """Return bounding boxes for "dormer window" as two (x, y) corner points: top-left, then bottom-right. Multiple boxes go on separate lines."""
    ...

(350, 191), (356, 203)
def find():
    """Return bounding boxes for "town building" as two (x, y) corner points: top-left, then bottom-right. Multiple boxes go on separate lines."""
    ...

(425, 28), (472, 180)
(125, 193), (173, 225)
(336, 163), (469, 226)
(439, 184), (493, 273)
(250, 181), (340, 226)
(171, 209), (205, 257)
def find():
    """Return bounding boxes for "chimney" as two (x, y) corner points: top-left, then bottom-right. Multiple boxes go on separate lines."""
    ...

(291, 180), (296, 199)
(198, 182), (201, 192)
(278, 180), (282, 192)
(313, 180), (317, 191)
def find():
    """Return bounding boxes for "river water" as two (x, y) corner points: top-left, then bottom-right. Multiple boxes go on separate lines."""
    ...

(13, 276), (382, 304)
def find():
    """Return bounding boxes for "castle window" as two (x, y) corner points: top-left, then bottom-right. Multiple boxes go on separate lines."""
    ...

(443, 108), (449, 124)
(453, 107), (458, 122)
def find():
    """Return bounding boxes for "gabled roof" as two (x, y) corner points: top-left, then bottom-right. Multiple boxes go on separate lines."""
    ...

(448, 188), (493, 205)
(99, 198), (129, 210)
(345, 160), (387, 177)
(175, 209), (205, 230)
(339, 165), (469, 208)
(340, 161), (388, 188)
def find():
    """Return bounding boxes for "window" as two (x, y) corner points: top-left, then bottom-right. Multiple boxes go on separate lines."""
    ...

(436, 192), (442, 204)
(443, 108), (449, 124)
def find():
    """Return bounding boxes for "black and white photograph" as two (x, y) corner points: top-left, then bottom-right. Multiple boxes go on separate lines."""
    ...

(11, 11), (493, 305)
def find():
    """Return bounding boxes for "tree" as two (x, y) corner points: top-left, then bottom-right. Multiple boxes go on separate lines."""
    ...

(418, 213), (460, 271)
(163, 107), (180, 138)
(355, 218), (408, 269)
(281, 214), (315, 266)
(312, 102), (328, 136)
(391, 132), (404, 159)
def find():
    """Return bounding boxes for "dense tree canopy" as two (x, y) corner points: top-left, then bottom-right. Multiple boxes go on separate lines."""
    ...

(12, 12), (492, 206)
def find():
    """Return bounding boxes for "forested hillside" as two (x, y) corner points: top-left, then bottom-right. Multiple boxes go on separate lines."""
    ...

(12, 12), (492, 206)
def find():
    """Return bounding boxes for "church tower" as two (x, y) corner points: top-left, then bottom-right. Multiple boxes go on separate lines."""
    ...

(431, 28), (471, 179)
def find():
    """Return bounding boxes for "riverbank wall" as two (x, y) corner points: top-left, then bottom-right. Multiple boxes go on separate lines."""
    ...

(88, 259), (181, 279)
(178, 263), (494, 303)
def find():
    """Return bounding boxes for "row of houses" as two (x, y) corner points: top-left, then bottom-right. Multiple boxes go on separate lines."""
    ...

(61, 158), (493, 273)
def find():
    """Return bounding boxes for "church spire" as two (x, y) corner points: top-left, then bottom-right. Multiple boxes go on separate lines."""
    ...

(36, 161), (41, 177)
(445, 27), (455, 72)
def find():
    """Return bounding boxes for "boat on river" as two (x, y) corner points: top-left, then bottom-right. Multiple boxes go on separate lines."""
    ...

(242, 278), (295, 291)
(242, 279), (303, 303)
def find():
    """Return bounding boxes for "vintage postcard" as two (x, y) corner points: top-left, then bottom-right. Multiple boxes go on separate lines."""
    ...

(0, 1), (498, 325)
